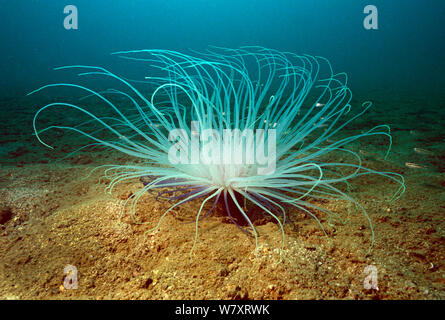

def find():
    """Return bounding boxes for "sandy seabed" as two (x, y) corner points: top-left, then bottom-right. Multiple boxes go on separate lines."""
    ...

(0, 94), (444, 300)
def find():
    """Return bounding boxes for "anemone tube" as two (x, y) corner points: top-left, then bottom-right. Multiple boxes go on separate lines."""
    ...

(31, 47), (405, 260)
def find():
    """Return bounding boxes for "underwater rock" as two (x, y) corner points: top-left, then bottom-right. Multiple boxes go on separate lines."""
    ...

(0, 204), (13, 224)
(139, 277), (154, 289)
(227, 285), (249, 300)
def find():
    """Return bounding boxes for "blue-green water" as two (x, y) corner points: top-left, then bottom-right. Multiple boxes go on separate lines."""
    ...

(1, 0), (444, 168)
(1, 0), (444, 98)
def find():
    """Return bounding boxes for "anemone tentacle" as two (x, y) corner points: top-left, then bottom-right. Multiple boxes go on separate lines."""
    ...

(31, 47), (405, 256)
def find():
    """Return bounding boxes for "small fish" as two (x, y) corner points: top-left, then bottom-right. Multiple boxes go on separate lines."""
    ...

(405, 162), (427, 169)
(414, 148), (434, 156)
(359, 149), (373, 157)
(315, 103), (325, 107)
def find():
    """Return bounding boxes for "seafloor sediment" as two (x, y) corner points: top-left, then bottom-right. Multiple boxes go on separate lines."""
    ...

(0, 93), (444, 299)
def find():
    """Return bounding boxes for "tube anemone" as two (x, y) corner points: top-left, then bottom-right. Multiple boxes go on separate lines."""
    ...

(31, 46), (405, 259)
